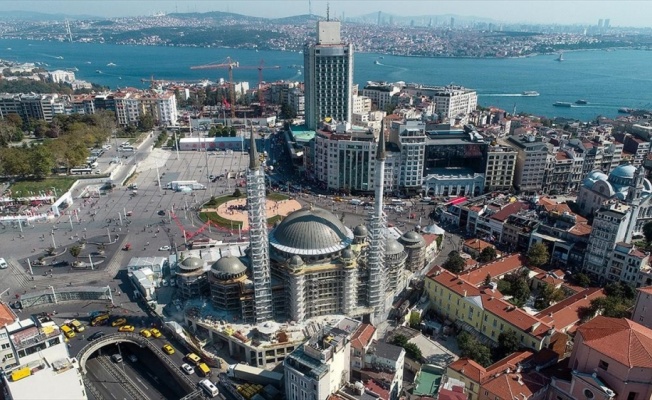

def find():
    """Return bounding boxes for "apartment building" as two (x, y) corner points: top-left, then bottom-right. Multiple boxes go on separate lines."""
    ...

(0, 93), (65, 122)
(396, 121), (427, 195)
(402, 84), (477, 120)
(361, 82), (401, 111)
(484, 144), (517, 192)
(284, 317), (360, 400)
(632, 286), (652, 329)
(613, 131), (650, 168)
(543, 149), (584, 194)
(505, 135), (551, 194)
(352, 94), (372, 115)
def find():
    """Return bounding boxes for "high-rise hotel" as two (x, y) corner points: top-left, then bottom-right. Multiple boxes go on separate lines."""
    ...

(304, 19), (353, 130)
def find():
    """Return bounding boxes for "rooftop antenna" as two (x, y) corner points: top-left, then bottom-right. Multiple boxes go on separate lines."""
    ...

(326, 2), (330, 21)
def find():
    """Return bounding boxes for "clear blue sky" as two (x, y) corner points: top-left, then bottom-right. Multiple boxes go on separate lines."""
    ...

(3, 0), (651, 28)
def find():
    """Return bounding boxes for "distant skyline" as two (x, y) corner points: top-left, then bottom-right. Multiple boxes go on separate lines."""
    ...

(2, 1), (651, 28)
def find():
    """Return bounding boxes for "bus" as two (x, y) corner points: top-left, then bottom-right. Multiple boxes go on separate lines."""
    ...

(70, 168), (92, 175)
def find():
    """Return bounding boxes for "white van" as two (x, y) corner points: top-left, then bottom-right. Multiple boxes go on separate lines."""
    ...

(199, 379), (219, 397)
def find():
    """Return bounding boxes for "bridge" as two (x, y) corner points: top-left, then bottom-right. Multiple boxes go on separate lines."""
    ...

(77, 332), (201, 398)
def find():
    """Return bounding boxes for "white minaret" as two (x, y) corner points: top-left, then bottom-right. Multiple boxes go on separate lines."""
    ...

(367, 119), (387, 323)
(246, 130), (273, 323)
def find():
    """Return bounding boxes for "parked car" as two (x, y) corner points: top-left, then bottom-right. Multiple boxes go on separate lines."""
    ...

(0, 258), (7, 269)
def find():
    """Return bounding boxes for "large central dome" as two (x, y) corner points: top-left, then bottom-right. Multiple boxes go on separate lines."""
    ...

(269, 206), (354, 256)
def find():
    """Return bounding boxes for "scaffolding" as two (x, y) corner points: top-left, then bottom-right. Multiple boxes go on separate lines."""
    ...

(246, 130), (273, 324)
(367, 121), (388, 322)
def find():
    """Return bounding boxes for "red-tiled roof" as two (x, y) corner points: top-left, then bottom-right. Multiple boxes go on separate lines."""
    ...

(448, 358), (486, 383)
(639, 286), (652, 295)
(438, 388), (467, 400)
(482, 371), (549, 400)
(461, 254), (526, 286)
(555, 152), (570, 161)
(535, 288), (606, 333)
(350, 323), (376, 350)
(0, 302), (16, 328)
(490, 201), (529, 222)
(365, 379), (390, 399)
(427, 268), (481, 297)
(576, 316), (652, 368)
(568, 223), (592, 237)
(481, 293), (552, 337)
(463, 238), (493, 252)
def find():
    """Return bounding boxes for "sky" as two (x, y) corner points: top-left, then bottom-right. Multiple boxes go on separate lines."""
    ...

(2, 0), (652, 28)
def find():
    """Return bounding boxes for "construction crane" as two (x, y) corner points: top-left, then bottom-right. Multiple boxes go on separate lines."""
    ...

(140, 75), (164, 90)
(190, 58), (280, 118)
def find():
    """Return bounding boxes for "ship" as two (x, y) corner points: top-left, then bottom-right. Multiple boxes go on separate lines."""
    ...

(522, 91), (540, 97)
(575, 99), (588, 105)
(618, 107), (633, 114)
(374, 60), (381, 65)
(107, 62), (117, 67)
(55, 56), (64, 60)
(96, 70), (102, 74)
(556, 52), (564, 62)
(553, 102), (572, 107)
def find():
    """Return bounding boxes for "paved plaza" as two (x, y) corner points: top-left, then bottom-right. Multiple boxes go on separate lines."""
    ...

(210, 197), (302, 229)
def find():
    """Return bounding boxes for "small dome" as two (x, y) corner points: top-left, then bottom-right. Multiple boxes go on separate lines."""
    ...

(288, 255), (304, 267)
(353, 225), (368, 237)
(211, 256), (247, 276)
(610, 164), (636, 179)
(341, 249), (354, 260)
(179, 257), (203, 271)
(401, 231), (422, 243)
(385, 238), (405, 255)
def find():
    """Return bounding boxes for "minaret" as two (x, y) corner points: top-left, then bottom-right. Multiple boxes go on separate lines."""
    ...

(367, 120), (387, 323)
(246, 129), (273, 323)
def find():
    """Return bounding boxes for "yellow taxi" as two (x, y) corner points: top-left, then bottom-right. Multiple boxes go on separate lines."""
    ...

(150, 328), (162, 338)
(162, 344), (175, 355)
(111, 318), (127, 327)
(118, 325), (135, 332)
(140, 329), (151, 338)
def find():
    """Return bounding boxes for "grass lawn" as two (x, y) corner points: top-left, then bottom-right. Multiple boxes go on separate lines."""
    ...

(10, 177), (77, 197)
(199, 211), (244, 230)
(266, 193), (289, 202)
(203, 194), (246, 208)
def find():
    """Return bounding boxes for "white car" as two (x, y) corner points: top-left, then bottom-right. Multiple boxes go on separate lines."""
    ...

(0, 258), (7, 269)
(181, 363), (194, 374)
(159, 245), (170, 251)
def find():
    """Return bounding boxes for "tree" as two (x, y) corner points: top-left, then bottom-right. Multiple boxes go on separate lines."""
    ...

(69, 245), (82, 259)
(478, 247), (497, 263)
(392, 335), (422, 360)
(29, 145), (55, 179)
(4, 113), (23, 129)
(483, 273), (492, 287)
(443, 250), (465, 274)
(511, 277), (531, 307)
(409, 311), (421, 329)
(138, 113), (155, 131)
(495, 330), (521, 360)
(457, 332), (493, 367)
(573, 273), (591, 288)
(643, 221), (652, 244)
(535, 283), (566, 309)
(527, 242), (549, 267)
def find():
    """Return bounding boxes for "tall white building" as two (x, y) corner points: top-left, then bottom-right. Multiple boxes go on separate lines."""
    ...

(284, 318), (360, 400)
(402, 84), (477, 120)
(304, 20), (353, 130)
(485, 144), (517, 191)
(505, 135), (551, 193)
(362, 82), (401, 110)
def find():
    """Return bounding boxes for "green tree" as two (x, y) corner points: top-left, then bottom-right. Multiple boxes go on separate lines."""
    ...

(527, 242), (549, 267)
(573, 273), (591, 288)
(233, 188), (242, 197)
(483, 274), (492, 286)
(443, 250), (465, 274)
(29, 145), (55, 179)
(511, 277), (531, 307)
(478, 247), (497, 263)
(392, 335), (421, 360)
(643, 221), (652, 244)
(138, 113), (155, 131)
(409, 311), (421, 329)
(69, 245), (82, 259)
(535, 283), (566, 309)
(457, 332), (493, 367)
(4, 113), (23, 129)
(496, 330), (521, 360)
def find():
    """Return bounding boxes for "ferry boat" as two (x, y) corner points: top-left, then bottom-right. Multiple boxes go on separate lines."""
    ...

(374, 60), (381, 65)
(553, 102), (572, 108)
(96, 70), (102, 74)
(522, 91), (540, 97)
(575, 99), (588, 105)
(107, 62), (117, 67)
(55, 56), (64, 60)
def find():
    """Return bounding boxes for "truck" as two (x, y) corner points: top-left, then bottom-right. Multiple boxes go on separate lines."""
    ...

(166, 181), (198, 191)
(190, 183), (206, 190)
(226, 364), (283, 388)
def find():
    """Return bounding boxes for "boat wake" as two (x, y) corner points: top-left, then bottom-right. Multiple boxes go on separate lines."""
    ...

(482, 93), (530, 97)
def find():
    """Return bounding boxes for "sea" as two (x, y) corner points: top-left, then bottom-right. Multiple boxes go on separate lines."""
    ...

(3, 38), (652, 121)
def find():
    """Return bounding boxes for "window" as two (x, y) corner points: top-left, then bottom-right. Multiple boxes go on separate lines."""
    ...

(598, 360), (609, 370)
(627, 393), (638, 400)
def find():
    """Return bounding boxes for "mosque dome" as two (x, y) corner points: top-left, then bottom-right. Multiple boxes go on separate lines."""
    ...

(341, 248), (354, 260)
(385, 238), (405, 256)
(288, 255), (304, 268)
(270, 206), (354, 255)
(610, 164), (636, 180)
(353, 225), (368, 237)
(179, 257), (204, 271)
(210, 256), (247, 278)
